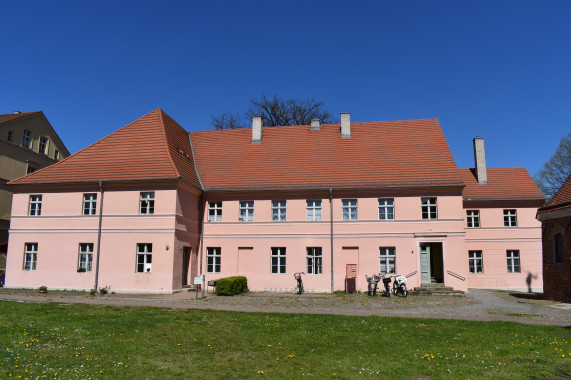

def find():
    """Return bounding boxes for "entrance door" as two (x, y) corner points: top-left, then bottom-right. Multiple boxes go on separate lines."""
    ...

(420, 242), (444, 284)
(182, 247), (191, 286)
(420, 244), (431, 284)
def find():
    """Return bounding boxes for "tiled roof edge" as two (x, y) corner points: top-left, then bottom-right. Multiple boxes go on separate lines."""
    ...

(157, 109), (181, 179)
(463, 194), (545, 201)
(204, 179), (465, 192)
(187, 134), (204, 191)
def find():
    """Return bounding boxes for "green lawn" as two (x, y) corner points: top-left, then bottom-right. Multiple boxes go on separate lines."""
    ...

(0, 301), (568, 379)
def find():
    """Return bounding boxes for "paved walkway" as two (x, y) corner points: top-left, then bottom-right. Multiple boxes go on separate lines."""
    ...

(0, 288), (569, 326)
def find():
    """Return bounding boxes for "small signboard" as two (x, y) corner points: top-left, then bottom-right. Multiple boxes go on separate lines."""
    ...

(194, 276), (203, 285)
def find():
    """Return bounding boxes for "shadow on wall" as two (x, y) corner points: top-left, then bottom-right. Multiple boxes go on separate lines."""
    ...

(526, 272), (538, 293)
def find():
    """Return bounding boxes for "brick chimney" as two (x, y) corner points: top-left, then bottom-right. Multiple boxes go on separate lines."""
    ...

(341, 112), (350, 138)
(473, 137), (487, 184)
(310, 119), (320, 130)
(252, 116), (263, 143)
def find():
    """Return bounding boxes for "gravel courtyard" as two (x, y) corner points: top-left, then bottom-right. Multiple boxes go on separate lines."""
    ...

(1, 287), (569, 326)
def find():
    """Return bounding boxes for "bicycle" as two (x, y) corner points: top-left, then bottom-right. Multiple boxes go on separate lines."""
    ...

(293, 272), (305, 295)
(392, 275), (408, 297)
(365, 273), (380, 296)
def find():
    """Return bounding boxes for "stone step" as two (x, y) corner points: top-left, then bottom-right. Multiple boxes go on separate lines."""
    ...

(412, 285), (465, 296)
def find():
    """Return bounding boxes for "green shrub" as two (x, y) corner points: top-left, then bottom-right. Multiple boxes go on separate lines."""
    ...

(215, 276), (248, 296)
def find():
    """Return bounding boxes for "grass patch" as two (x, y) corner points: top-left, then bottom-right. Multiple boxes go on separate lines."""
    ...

(0, 301), (568, 379)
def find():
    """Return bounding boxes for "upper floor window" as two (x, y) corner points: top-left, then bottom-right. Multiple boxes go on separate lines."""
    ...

(39, 137), (48, 155)
(83, 193), (97, 215)
(136, 243), (152, 273)
(207, 247), (221, 273)
(506, 250), (520, 273)
(239, 201), (254, 222)
(378, 199), (394, 220)
(553, 233), (563, 264)
(466, 210), (480, 228)
(22, 130), (31, 148)
(421, 198), (437, 219)
(29, 195), (42, 216)
(468, 250), (483, 273)
(379, 247), (396, 274)
(306, 247), (322, 274)
(23, 242), (38, 271)
(54, 150), (60, 160)
(139, 192), (155, 214)
(78, 243), (93, 272)
(342, 199), (358, 221)
(503, 209), (517, 227)
(272, 200), (286, 221)
(7, 130), (13, 141)
(208, 201), (222, 222)
(271, 247), (286, 274)
(306, 200), (322, 221)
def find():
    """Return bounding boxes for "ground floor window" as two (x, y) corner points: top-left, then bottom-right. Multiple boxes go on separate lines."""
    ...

(468, 250), (483, 273)
(23, 243), (38, 271)
(271, 247), (286, 274)
(379, 247), (396, 274)
(506, 250), (520, 273)
(78, 243), (93, 272)
(136, 243), (152, 273)
(207, 247), (221, 273)
(306, 247), (322, 274)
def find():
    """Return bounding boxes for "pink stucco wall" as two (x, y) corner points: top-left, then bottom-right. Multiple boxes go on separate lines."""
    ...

(6, 185), (542, 293)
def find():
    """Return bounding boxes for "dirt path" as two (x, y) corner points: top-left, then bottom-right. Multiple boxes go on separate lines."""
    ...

(0, 288), (569, 326)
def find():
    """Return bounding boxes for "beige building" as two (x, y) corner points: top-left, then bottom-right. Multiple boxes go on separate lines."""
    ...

(0, 111), (69, 244)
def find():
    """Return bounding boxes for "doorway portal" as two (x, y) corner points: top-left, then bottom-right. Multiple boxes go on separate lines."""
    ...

(419, 243), (443, 284)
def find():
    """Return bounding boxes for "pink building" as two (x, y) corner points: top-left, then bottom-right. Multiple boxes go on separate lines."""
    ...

(5, 109), (544, 293)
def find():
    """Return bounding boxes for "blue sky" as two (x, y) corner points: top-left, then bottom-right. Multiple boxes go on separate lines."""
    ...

(1, 1), (569, 177)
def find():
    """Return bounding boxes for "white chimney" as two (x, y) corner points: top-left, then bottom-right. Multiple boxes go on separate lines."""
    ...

(473, 137), (487, 184)
(341, 112), (350, 138)
(310, 119), (320, 130)
(252, 116), (263, 143)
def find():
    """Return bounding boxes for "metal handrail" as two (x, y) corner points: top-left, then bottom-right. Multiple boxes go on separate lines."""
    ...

(405, 271), (417, 278)
(447, 270), (466, 281)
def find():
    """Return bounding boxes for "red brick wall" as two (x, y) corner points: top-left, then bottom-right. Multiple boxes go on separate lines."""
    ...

(542, 215), (571, 302)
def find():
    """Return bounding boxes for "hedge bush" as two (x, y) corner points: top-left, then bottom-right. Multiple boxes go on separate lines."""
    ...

(215, 276), (248, 296)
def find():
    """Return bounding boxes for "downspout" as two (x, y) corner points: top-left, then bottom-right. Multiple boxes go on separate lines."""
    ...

(199, 193), (206, 276)
(330, 188), (334, 294)
(93, 181), (104, 292)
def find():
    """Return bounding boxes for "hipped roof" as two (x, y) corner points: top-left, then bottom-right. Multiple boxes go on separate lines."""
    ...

(459, 168), (544, 201)
(190, 119), (464, 191)
(9, 109), (202, 189)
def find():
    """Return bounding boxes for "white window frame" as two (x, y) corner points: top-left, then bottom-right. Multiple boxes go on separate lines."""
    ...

(78, 243), (93, 272)
(29, 195), (42, 216)
(139, 192), (155, 215)
(468, 250), (483, 273)
(421, 197), (438, 220)
(379, 247), (396, 275)
(271, 247), (286, 274)
(207, 247), (221, 273)
(239, 201), (254, 222)
(306, 200), (322, 221)
(22, 129), (31, 148)
(54, 150), (60, 160)
(504, 209), (517, 227)
(466, 210), (480, 228)
(83, 193), (97, 215)
(271, 200), (287, 221)
(208, 201), (222, 222)
(506, 250), (520, 273)
(23, 243), (38, 271)
(136, 243), (152, 273)
(39, 136), (48, 155)
(342, 199), (358, 221)
(306, 247), (322, 274)
(378, 198), (394, 220)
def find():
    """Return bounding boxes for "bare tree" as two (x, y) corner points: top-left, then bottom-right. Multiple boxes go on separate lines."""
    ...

(211, 112), (246, 130)
(534, 132), (571, 201)
(211, 94), (334, 129)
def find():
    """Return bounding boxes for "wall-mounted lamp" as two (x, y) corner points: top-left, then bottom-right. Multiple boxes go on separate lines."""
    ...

(165, 243), (170, 251)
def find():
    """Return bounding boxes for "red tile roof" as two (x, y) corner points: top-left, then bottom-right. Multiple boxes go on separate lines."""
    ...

(0, 111), (40, 124)
(190, 119), (464, 191)
(459, 168), (544, 201)
(9, 109), (202, 189)
(537, 173), (571, 214)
